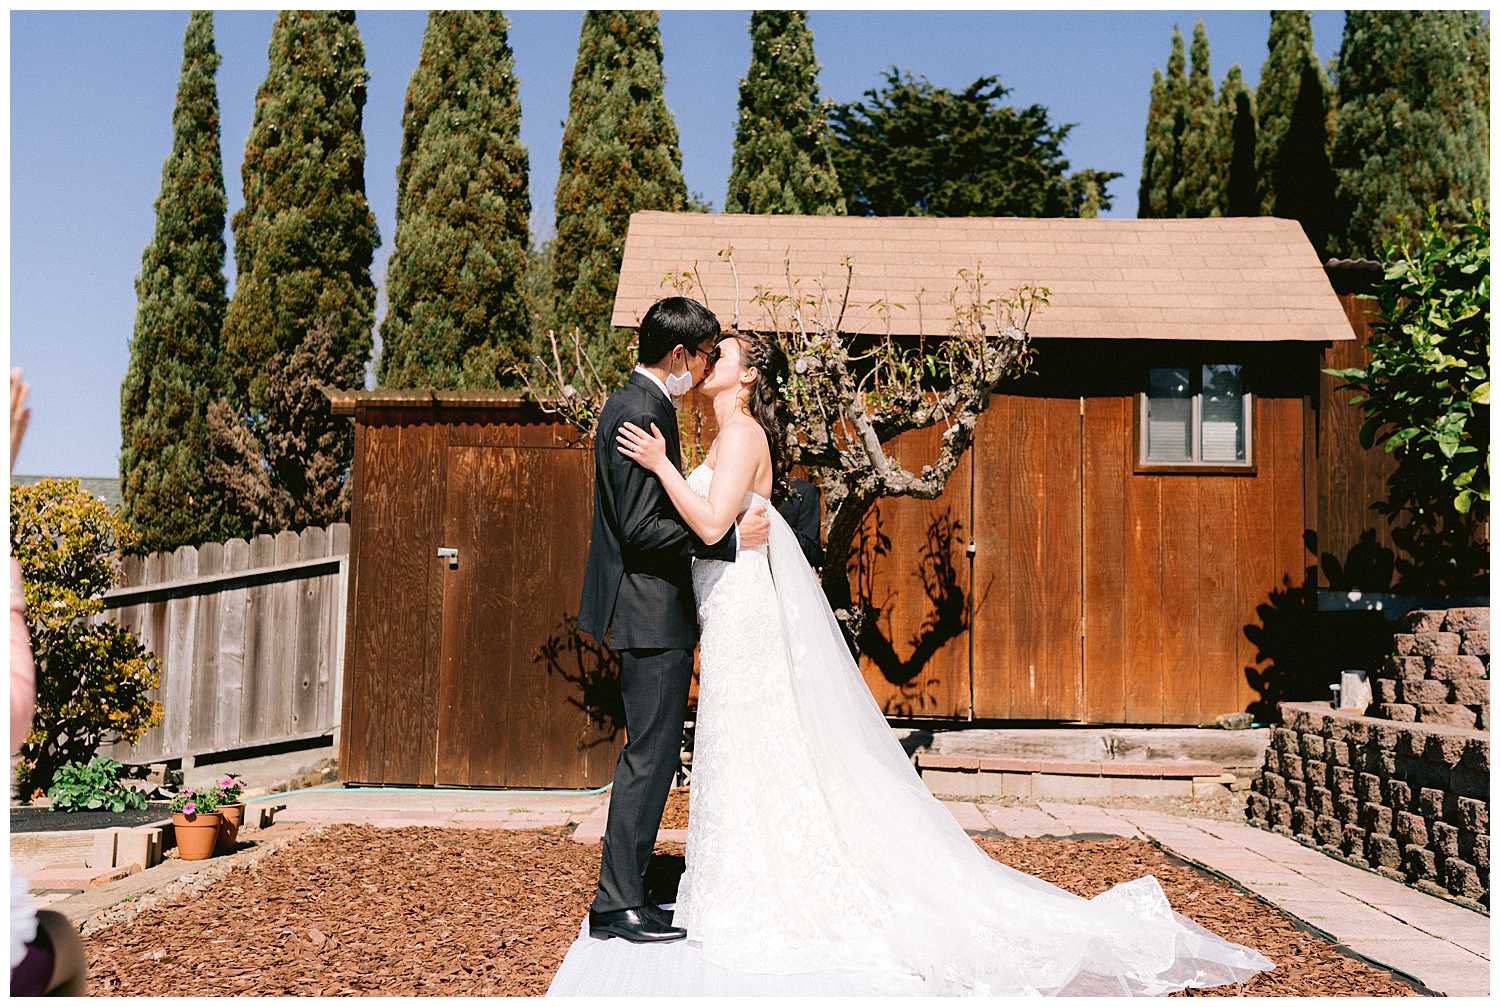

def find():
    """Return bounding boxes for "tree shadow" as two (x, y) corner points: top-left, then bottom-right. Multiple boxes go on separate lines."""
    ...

(1242, 565), (1394, 725)
(534, 614), (625, 748)
(855, 509), (969, 716)
(1274, 60), (1337, 259)
(1311, 528), (1397, 594)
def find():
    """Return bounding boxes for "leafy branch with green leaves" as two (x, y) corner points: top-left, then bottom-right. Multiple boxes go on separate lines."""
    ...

(1325, 203), (1489, 592)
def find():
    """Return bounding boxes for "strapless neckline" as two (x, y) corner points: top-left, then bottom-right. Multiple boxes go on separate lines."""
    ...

(689, 462), (770, 508)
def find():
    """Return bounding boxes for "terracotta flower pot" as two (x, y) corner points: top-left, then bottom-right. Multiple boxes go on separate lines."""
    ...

(172, 811), (223, 861)
(216, 803), (245, 852)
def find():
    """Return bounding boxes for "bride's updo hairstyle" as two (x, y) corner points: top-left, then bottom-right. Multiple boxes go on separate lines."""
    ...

(722, 332), (792, 504)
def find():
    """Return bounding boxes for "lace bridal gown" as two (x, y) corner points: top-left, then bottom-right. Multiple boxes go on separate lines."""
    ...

(669, 464), (1274, 996)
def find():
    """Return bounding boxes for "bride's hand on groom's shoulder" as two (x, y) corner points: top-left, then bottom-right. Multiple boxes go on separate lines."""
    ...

(616, 420), (669, 474)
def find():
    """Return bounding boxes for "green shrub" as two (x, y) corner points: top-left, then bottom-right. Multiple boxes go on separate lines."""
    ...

(10, 478), (163, 796)
(1326, 204), (1489, 592)
(45, 756), (147, 813)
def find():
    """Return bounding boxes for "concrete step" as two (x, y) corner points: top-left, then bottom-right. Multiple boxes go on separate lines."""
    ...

(25, 862), (138, 891)
(904, 726), (1269, 771)
(916, 752), (1234, 799)
(900, 726), (1266, 774)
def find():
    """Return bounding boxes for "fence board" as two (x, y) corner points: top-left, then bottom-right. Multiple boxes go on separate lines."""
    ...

(216, 538), (251, 751)
(327, 523), (351, 735)
(292, 527), (326, 736)
(188, 541), (224, 752)
(267, 530), (301, 740)
(164, 546), (197, 756)
(240, 534), (275, 744)
(142, 552), (170, 757)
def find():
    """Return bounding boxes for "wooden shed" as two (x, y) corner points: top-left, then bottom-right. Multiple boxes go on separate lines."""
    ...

(612, 211), (1361, 726)
(327, 391), (622, 788)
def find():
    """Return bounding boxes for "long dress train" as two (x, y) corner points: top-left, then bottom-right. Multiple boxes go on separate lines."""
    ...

(671, 463), (1273, 996)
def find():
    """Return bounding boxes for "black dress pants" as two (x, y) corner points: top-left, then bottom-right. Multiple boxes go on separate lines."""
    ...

(591, 646), (693, 913)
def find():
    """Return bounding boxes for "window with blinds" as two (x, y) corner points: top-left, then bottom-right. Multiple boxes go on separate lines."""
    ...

(1140, 364), (1251, 468)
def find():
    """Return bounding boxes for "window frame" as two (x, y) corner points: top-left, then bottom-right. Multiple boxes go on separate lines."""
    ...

(1132, 361), (1256, 475)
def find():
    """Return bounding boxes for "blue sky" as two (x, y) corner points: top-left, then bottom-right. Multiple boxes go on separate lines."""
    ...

(10, 10), (1346, 477)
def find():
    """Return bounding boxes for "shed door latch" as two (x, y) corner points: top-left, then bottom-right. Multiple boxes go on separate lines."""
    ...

(437, 547), (459, 569)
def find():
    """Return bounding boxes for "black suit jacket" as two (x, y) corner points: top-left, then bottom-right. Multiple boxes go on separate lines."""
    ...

(777, 478), (824, 570)
(578, 372), (737, 650)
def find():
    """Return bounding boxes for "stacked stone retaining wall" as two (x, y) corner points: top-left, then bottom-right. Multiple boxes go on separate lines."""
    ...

(1366, 607), (1489, 728)
(1247, 701), (1489, 910)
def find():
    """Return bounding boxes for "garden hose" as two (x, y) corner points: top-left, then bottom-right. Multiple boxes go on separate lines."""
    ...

(245, 782), (613, 803)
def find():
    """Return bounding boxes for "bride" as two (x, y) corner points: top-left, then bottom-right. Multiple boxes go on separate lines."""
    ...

(613, 332), (1274, 996)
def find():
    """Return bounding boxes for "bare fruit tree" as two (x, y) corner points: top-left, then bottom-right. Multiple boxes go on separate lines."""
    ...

(519, 251), (1045, 647)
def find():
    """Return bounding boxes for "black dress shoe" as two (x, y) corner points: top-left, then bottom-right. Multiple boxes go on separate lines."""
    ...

(639, 903), (679, 929)
(588, 906), (687, 943)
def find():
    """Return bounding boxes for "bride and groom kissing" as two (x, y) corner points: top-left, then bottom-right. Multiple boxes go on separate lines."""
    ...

(575, 296), (1274, 994)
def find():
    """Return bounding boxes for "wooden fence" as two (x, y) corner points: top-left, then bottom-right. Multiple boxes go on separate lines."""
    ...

(95, 524), (350, 766)
(1316, 265), (1488, 594)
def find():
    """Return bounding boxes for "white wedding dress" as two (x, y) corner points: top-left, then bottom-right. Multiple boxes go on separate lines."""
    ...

(665, 463), (1274, 996)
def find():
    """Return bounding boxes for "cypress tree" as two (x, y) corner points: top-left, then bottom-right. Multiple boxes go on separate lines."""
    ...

(1076, 176), (1103, 219)
(378, 12), (531, 390)
(1215, 65), (1259, 216)
(120, 12), (229, 553)
(217, 11), (379, 533)
(1329, 11), (1489, 260)
(1138, 69), (1163, 217)
(1255, 11), (1337, 256)
(725, 11), (844, 216)
(552, 11), (686, 385)
(1173, 20), (1220, 217)
(1138, 28), (1187, 217)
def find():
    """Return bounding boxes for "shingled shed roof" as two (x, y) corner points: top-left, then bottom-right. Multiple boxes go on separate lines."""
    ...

(611, 211), (1354, 342)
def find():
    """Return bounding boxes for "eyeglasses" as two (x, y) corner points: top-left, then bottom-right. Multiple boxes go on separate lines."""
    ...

(703, 342), (723, 369)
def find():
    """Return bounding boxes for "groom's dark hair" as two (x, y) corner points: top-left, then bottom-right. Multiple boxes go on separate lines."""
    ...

(637, 296), (720, 366)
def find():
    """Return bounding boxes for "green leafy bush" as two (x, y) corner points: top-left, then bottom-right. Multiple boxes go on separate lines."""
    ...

(1326, 204), (1489, 592)
(11, 478), (164, 796)
(45, 756), (147, 813)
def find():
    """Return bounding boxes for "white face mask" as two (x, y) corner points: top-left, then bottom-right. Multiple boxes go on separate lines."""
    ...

(664, 352), (694, 397)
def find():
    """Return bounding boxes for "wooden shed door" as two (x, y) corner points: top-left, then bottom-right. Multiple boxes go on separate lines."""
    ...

(434, 441), (608, 787)
(968, 394), (1084, 720)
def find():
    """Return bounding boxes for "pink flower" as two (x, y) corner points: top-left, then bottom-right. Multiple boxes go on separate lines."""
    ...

(183, 801), (197, 815)
(218, 775), (232, 787)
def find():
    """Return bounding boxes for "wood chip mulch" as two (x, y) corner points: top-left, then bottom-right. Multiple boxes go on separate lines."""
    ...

(659, 786), (691, 829)
(80, 823), (1420, 997)
(970, 836), (1419, 997)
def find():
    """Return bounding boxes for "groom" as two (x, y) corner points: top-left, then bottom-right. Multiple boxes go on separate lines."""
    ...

(578, 296), (770, 943)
